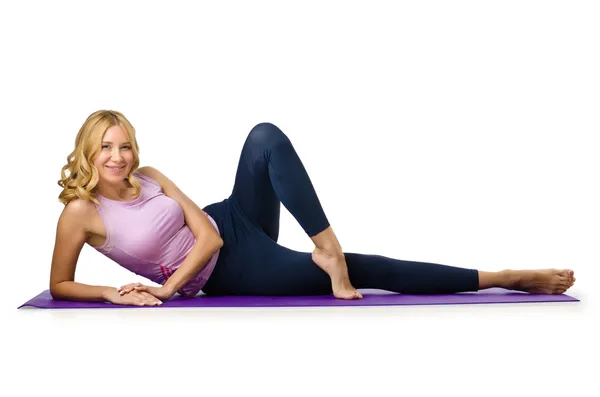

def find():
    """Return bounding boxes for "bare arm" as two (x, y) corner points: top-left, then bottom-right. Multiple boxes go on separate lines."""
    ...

(162, 235), (223, 294)
(135, 166), (224, 294)
(49, 200), (115, 302)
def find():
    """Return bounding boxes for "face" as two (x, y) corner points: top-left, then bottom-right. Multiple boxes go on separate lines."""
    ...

(94, 125), (134, 184)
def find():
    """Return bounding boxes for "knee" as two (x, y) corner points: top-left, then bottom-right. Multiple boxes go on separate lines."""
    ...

(247, 122), (290, 147)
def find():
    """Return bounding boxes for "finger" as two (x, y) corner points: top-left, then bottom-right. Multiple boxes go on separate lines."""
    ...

(131, 289), (156, 303)
(127, 291), (142, 303)
(140, 290), (159, 301)
(129, 297), (144, 306)
(123, 283), (145, 294)
(139, 291), (162, 305)
(132, 294), (147, 306)
(133, 286), (149, 295)
(134, 286), (155, 297)
(139, 290), (155, 299)
(131, 290), (147, 299)
(118, 283), (139, 293)
(119, 287), (135, 295)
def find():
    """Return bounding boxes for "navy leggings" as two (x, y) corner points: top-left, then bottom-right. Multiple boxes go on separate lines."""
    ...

(201, 123), (480, 296)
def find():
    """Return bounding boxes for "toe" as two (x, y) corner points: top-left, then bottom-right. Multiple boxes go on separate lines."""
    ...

(564, 269), (575, 281)
(554, 285), (566, 294)
(558, 276), (568, 284)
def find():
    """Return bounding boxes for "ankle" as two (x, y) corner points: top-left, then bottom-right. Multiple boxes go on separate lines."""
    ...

(315, 245), (344, 258)
(311, 226), (344, 256)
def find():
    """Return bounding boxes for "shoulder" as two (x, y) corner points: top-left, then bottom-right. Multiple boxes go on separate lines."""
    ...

(63, 198), (95, 217)
(60, 199), (95, 233)
(136, 166), (189, 201)
(136, 166), (162, 180)
(136, 166), (173, 192)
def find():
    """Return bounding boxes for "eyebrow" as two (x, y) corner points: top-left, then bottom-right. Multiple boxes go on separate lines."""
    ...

(102, 141), (131, 144)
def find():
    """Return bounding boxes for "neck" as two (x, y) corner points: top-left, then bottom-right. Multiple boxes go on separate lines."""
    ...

(96, 179), (132, 200)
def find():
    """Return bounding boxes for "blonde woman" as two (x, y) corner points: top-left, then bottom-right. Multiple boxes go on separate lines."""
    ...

(50, 110), (576, 306)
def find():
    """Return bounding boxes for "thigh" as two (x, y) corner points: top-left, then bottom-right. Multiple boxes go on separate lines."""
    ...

(229, 123), (290, 242)
(203, 233), (332, 296)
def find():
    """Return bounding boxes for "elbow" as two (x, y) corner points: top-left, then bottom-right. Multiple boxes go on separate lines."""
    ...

(49, 283), (61, 300)
(194, 232), (223, 250)
(207, 233), (223, 249)
(49, 281), (69, 300)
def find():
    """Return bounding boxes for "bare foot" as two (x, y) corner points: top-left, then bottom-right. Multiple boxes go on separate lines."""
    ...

(509, 269), (575, 294)
(311, 248), (363, 300)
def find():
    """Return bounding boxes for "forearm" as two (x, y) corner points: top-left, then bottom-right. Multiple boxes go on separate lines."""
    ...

(163, 234), (223, 294)
(50, 280), (115, 302)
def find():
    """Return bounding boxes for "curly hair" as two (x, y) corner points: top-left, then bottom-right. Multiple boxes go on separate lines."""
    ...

(58, 110), (141, 207)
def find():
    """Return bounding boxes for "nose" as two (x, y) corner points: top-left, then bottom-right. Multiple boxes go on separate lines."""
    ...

(111, 148), (124, 161)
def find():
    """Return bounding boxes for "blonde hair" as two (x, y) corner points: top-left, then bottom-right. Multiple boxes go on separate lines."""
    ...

(58, 110), (141, 207)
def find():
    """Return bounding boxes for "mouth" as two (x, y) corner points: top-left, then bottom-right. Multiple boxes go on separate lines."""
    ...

(106, 165), (126, 173)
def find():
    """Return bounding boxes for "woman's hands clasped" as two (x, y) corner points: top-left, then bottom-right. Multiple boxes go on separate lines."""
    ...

(103, 283), (175, 306)
(104, 286), (163, 306)
(118, 283), (175, 301)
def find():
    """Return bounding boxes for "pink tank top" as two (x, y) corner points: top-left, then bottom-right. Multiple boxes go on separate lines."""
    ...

(92, 170), (220, 297)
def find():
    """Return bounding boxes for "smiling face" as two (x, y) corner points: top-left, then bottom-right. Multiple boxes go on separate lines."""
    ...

(94, 124), (135, 184)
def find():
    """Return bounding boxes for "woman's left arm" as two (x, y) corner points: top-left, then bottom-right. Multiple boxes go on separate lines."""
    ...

(135, 166), (224, 296)
(162, 235), (223, 295)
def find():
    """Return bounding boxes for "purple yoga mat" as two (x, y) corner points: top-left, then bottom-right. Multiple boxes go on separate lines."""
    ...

(18, 288), (579, 309)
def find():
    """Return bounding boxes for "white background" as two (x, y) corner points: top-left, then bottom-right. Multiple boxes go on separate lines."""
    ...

(2, 0), (598, 396)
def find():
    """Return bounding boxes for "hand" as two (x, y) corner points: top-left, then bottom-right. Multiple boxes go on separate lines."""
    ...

(117, 282), (144, 294)
(103, 287), (163, 306)
(118, 283), (175, 301)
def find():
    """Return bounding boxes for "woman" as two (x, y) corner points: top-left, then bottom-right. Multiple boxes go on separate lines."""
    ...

(49, 110), (575, 306)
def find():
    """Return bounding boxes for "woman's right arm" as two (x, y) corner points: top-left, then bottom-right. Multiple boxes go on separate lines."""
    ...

(49, 200), (115, 302)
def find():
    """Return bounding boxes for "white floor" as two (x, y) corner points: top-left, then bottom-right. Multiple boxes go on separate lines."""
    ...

(6, 277), (598, 397)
